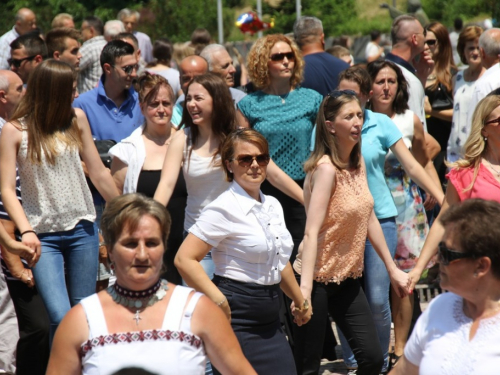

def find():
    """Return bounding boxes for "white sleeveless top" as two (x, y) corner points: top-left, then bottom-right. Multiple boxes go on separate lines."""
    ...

(182, 128), (229, 232)
(16, 122), (95, 233)
(386, 110), (414, 161)
(80, 285), (207, 375)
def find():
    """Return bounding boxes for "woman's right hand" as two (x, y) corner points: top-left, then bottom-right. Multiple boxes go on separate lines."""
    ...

(407, 267), (423, 292)
(20, 232), (41, 266)
(389, 267), (411, 298)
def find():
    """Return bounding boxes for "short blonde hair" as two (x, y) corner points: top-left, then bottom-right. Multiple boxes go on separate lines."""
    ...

(247, 34), (304, 89)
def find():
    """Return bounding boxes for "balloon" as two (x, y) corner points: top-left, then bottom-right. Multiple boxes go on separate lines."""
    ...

(235, 12), (274, 35)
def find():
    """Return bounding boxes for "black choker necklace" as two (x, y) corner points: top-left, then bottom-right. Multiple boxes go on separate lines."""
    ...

(108, 279), (169, 325)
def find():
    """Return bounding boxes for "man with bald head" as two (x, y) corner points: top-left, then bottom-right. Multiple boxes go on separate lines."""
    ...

(386, 15), (433, 128)
(468, 28), (500, 122)
(171, 54), (209, 127)
(0, 8), (37, 70)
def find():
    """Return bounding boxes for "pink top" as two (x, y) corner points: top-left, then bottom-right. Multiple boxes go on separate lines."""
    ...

(294, 159), (374, 284)
(446, 163), (500, 202)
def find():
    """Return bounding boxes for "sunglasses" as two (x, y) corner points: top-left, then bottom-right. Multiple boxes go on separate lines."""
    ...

(425, 39), (437, 46)
(232, 154), (270, 168)
(8, 55), (37, 69)
(327, 89), (358, 99)
(270, 52), (295, 62)
(438, 242), (475, 266)
(114, 63), (139, 76)
(485, 116), (500, 126)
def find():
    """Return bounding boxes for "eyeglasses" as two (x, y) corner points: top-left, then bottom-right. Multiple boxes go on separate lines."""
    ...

(270, 52), (295, 62)
(114, 64), (139, 76)
(425, 39), (437, 46)
(232, 154), (270, 168)
(8, 55), (37, 69)
(484, 116), (500, 126)
(438, 242), (475, 266)
(327, 89), (358, 99)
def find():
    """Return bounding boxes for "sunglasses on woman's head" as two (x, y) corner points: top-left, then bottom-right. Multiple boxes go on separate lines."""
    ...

(269, 52), (295, 62)
(232, 154), (270, 168)
(327, 89), (358, 99)
(438, 241), (475, 265)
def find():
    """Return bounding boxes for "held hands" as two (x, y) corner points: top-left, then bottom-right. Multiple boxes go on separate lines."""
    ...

(407, 267), (423, 292)
(13, 267), (35, 288)
(6, 236), (39, 267)
(423, 193), (438, 211)
(389, 267), (412, 298)
(290, 297), (312, 326)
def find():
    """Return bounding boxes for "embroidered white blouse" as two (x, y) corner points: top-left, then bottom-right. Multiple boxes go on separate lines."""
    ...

(189, 181), (294, 285)
(405, 291), (500, 375)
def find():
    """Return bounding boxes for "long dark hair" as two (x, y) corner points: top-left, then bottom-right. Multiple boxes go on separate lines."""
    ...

(181, 73), (237, 162)
(366, 60), (409, 115)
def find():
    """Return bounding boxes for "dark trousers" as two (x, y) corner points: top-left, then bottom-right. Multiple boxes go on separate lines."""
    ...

(212, 276), (296, 375)
(293, 277), (383, 375)
(6, 280), (50, 375)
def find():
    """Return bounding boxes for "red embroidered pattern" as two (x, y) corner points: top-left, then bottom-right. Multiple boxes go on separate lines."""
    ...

(80, 329), (203, 357)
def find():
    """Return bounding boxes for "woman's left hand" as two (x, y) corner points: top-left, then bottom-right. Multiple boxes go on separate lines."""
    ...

(6, 237), (39, 267)
(389, 267), (412, 298)
(290, 298), (312, 326)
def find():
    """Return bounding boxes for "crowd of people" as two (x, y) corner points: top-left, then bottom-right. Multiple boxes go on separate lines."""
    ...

(0, 6), (499, 375)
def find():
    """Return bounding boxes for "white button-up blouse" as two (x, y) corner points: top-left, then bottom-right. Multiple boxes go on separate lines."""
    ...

(189, 181), (294, 285)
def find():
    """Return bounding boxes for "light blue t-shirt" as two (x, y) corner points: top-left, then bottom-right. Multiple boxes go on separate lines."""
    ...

(361, 109), (401, 219)
(309, 109), (402, 219)
(238, 87), (322, 180)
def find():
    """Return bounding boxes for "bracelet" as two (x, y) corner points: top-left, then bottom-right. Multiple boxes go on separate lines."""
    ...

(216, 297), (227, 306)
(294, 299), (310, 312)
(20, 230), (36, 237)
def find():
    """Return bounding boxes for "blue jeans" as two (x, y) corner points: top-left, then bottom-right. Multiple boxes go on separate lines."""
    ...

(339, 217), (397, 372)
(31, 220), (99, 343)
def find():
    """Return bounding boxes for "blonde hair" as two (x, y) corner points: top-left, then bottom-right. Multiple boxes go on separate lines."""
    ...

(304, 94), (362, 172)
(448, 95), (500, 191)
(11, 60), (82, 165)
(247, 34), (304, 89)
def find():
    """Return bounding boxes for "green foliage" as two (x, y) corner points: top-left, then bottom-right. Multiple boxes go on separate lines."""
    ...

(421, 0), (498, 26)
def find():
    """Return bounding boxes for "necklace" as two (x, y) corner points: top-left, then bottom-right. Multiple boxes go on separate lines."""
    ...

(108, 279), (169, 325)
(279, 92), (290, 104)
(487, 159), (500, 177)
(144, 130), (173, 145)
(427, 74), (436, 81)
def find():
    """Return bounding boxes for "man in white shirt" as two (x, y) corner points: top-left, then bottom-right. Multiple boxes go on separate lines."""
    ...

(0, 8), (37, 70)
(200, 44), (247, 105)
(385, 15), (434, 130)
(468, 28), (500, 125)
(117, 8), (153, 63)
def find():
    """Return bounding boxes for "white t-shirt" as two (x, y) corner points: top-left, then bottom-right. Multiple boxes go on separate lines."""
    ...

(405, 292), (500, 375)
(468, 64), (500, 126)
(365, 41), (383, 61)
(190, 181), (294, 285)
(394, 62), (427, 131)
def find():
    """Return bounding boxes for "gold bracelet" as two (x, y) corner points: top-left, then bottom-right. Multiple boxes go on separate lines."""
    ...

(294, 299), (310, 312)
(216, 297), (227, 306)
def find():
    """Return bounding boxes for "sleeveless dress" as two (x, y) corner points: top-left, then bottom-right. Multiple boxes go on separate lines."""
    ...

(385, 111), (430, 272)
(80, 285), (207, 375)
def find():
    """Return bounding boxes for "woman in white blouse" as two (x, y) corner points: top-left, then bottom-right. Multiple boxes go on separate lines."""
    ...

(175, 128), (310, 375)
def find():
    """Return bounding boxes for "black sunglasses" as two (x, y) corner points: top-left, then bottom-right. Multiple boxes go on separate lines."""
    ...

(8, 55), (37, 69)
(425, 39), (437, 46)
(438, 242), (475, 266)
(114, 63), (139, 76)
(270, 52), (295, 62)
(232, 154), (270, 168)
(485, 116), (500, 126)
(327, 89), (358, 99)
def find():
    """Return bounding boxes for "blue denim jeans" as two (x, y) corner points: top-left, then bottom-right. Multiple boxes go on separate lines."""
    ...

(31, 220), (99, 343)
(339, 217), (397, 372)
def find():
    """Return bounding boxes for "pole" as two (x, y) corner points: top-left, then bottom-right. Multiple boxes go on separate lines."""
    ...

(217, 0), (223, 44)
(296, 0), (301, 19)
(257, 0), (263, 38)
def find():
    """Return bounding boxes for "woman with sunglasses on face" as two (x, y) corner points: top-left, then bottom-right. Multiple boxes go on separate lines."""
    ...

(409, 95), (500, 290)
(154, 73), (303, 280)
(0, 60), (120, 343)
(334, 66), (444, 375)
(424, 22), (457, 187)
(237, 34), (322, 258)
(390, 199), (500, 375)
(175, 128), (310, 375)
(447, 26), (485, 163)
(293, 91), (411, 375)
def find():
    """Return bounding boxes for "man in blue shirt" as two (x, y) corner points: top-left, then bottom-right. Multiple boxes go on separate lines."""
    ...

(74, 39), (143, 142)
(293, 16), (349, 97)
